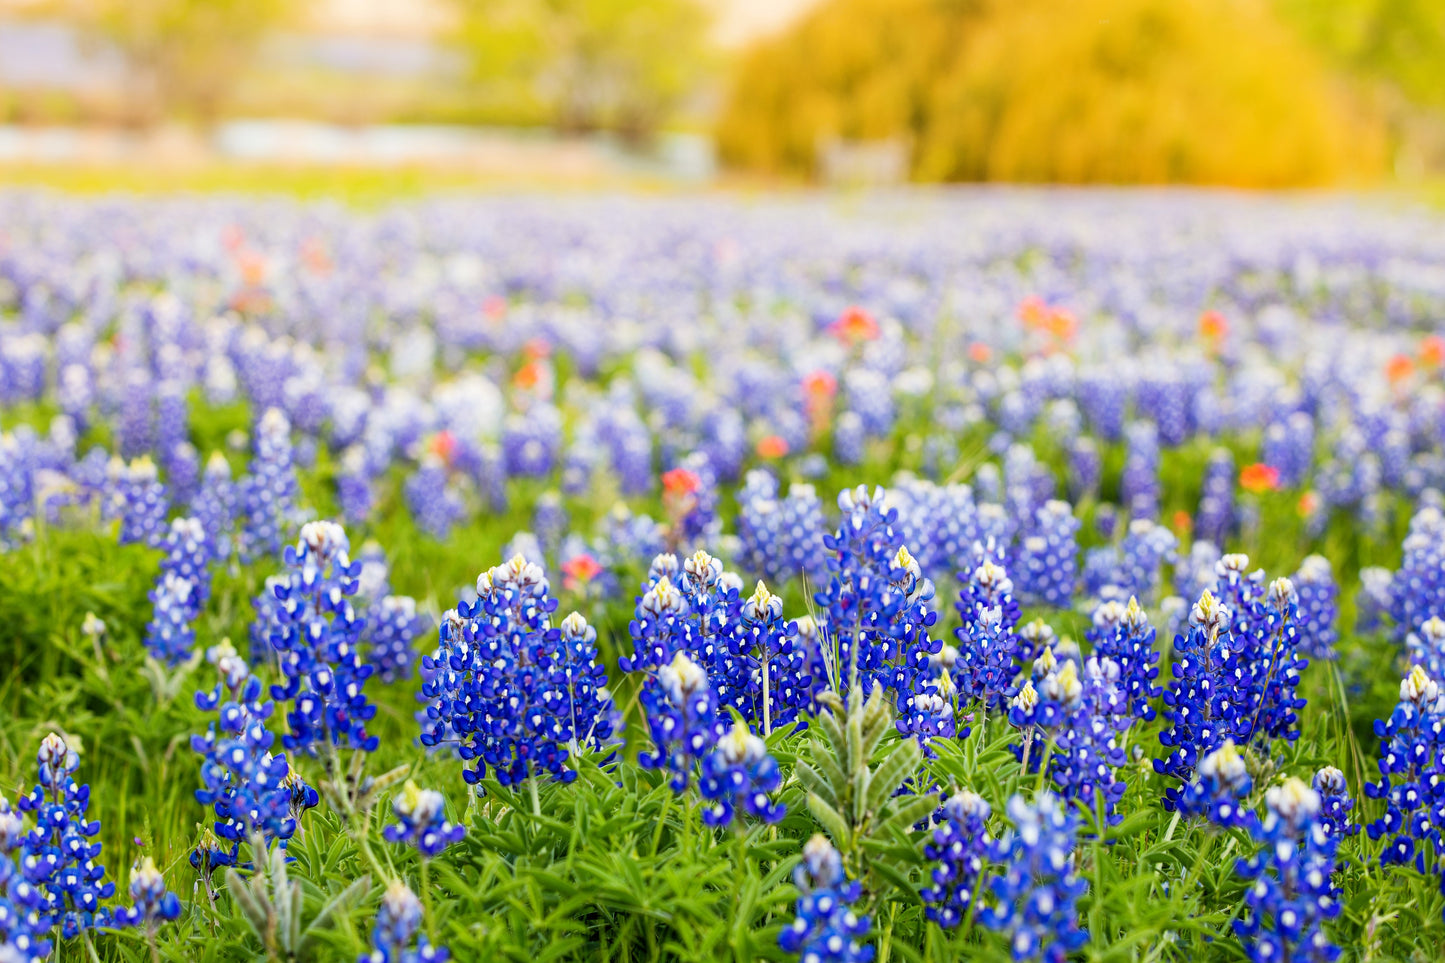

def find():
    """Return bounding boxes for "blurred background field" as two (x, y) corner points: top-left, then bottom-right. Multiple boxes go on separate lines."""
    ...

(0, 0), (1442, 192)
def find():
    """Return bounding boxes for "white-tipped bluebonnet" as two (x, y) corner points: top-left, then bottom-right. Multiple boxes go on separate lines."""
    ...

(143, 517), (212, 664)
(192, 642), (308, 854)
(1088, 597), (1160, 722)
(15, 733), (117, 939)
(192, 451), (237, 560)
(1365, 665), (1445, 870)
(236, 408), (300, 564)
(1234, 778), (1341, 963)
(110, 455), (168, 547)
(111, 857), (180, 933)
(921, 790), (991, 929)
(360, 880), (448, 963)
(638, 652), (725, 792)
(419, 558), (618, 788)
(262, 521), (379, 754)
(1312, 767), (1357, 839)
(383, 782), (465, 858)
(697, 722), (785, 826)
(718, 581), (823, 735)
(779, 835), (874, 963)
(367, 595), (429, 685)
(976, 793), (1088, 963)
(0, 794), (52, 960)
(1015, 500), (1078, 609)
(1293, 555), (1338, 662)
(404, 456), (465, 541)
(954, 559), (1022, 710)
(1174, 740), (1254, 829)
(1194, 448), (1236, 547)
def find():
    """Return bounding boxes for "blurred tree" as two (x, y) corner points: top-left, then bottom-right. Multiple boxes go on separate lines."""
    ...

(718, 0), (1385, 186)
(1275, 0), (1445, 109)
(80, 0), (293, 127)
(453, 0), (711, 142)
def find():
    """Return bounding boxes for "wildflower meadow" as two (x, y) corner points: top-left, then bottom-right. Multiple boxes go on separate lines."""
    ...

(1, 189), (1443, 962)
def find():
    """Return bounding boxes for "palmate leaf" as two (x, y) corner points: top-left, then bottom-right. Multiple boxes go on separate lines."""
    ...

(878, 791), (940, 839)
(301, 874), (370, 950)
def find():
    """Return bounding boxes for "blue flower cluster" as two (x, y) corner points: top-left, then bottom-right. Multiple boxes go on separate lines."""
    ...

(921, 790), (992, 929)
(954, 559), (1022, 711)
(110, 455), (167, 547)
(192, 641), (310, 860)
(143, 516), (212, 664)
(637, 652), (727, 791)
(1235, 778), (1342, 963)
(360, 880), (448, 963)
(14, 733), (116, 939)
(419, 556), (617, 788)
(815, 486), (939, 700)
(261, 520), (380, 755)
(977, 793), (1088, 963)
(1365, 665), (1445, 870)
(779, 835), (874, 963)
(111, 858), (181, 933)
(1312, 767), (1358, 839)
(698, 722), (786, 827)
(1088, 597), (1161, 722)
(1173, 741), (1254, 829)
(1016, 500), (1079, 608)
(383, 782), (465, 858)
(1156, 561), (1308, 810)
(1293, 556), (1339, 662)
(0, 792), (52, 960)
(236, 408), (300, 564)
(737, 470), (828, 588)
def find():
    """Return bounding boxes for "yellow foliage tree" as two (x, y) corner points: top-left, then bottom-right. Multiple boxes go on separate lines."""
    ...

(718, 0), (1384, 185)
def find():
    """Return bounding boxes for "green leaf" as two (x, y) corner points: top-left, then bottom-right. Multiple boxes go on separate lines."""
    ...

(846, 708), (864, 777)
(795, 761), (836, 808)
(807, 792), (852, 848)
(878, 792), (940, 838)
(303, 874), (371, 945)
(865, 737), (922, 817)
(224, 868), (270, 939)
(870, 859), (922, 905)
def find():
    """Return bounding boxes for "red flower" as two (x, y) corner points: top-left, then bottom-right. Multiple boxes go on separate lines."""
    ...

(756, 435), (789, 459)
(1239, 463), (1281, 494)
(1199, 310), (1229, 344)
(829, 306), (880, 344)
(1386, 353), (1415, 385)
(562, 553), (603, 592)
(662, 468), (701, 497)
(428, 430), (457, 466)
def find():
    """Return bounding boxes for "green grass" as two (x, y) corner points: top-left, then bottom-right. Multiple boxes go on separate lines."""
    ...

(0, 409), (1438, 962)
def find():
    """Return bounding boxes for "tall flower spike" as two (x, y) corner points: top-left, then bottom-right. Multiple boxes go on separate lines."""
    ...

(921, 790), (992, 929)
(977, 793), (1089, 963)
(15, 732), (117, 939)
(779, 835), (874, 963)
(111, 857), (181, 932)
(383, 782), (465, 858)
(1234, 778), (1342, 963)
(360, 880), (448, 963)
(697, 722), (785, 826)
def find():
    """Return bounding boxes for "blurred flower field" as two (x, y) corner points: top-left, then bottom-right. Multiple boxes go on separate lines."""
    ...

(2, 188), (1445, 961)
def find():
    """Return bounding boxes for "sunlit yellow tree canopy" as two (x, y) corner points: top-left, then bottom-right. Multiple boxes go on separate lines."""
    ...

(717, 0), (1411, 185)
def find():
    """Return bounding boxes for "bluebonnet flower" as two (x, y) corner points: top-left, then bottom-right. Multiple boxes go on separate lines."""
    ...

(1174, 741), (1254, 829)
(360, 880), (448, 963)
(236, 408), (300, 564)
(264, 521), (380, 755)
(1157, 568), (1307, 810)
(367, 595), (429, 685)
(419, 558), (618, 788)
(383, 782), (465, 858)
(977, 793), (1088, 963)
(1312, 767), (1358, 839)
(143, 517), (212, 664)
(0, 801), (52, 960)
(1067, 438), (1100, 503)
(661, 454), (720, 554)
(718, 581), (822, 735)
(921, 790), (992, 929)
(111, 857), (181, 933)
(1194, 448), (1236, 547)
(638, 652), (725, 792)
(110, 455), (168, 547)
(1365, 665), (1445, 870)
(1407, 617), (1445, 683)
(1235, 778), (1342, 963)
(737, 471), (828, 587)
(1293, 556), (1339, 662)
(192, 451), (237, 560)
(192, 641), (305, 853)
(532, 490), (568, 557)
(954, 560), (1022, 710)
(1015, 500), (1078, 609)
(1088, 597), (1161, 722)
(1120, 421), (1161, 520)
(1386, 505), (1445, 645)
(404, 456), (465, 541)
(779, 835), (874, 963)
(697, 722), (785, 826)
(337, 446), (376, 525)
(15, 733), (116, 939)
